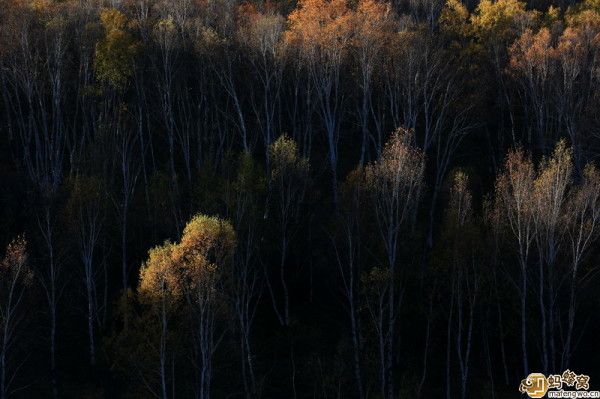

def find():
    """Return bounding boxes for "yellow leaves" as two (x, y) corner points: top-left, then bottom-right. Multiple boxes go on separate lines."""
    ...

(138, 214), (236, 305)
(29, 0), (52, 13)
(440, 0), (471, 39)
(533, 140), (573, 229)
(269, 135), (309, 182)
(472, 0), (536, 44)
(535, 139), (573, 195)
(157, 16), (176, 34)
(139, 242), (180, 303)
(94, 8), (139, 91)
(100, 8), (127, 32)
(363, 128), (425, 229)
(194, 25), (222, 55)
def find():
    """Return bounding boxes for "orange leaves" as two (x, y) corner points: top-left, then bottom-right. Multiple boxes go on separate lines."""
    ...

(508, 21), (600, 82)
(285, 0), (396, 63)
(354, 0), (394, 45)
(508, 28), (553, 78)
(285, 0), (353, 58)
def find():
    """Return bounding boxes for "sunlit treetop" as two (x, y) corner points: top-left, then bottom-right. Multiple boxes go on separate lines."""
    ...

(139, 241), (181, 303)
(285, 0), (353, 58)
(472, 0), (538, 44)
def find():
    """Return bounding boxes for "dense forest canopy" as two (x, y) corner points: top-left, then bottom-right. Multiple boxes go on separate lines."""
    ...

(0, 0), (600, 397)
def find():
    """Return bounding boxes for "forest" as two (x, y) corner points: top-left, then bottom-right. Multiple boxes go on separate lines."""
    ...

(0, 0), (600, 397)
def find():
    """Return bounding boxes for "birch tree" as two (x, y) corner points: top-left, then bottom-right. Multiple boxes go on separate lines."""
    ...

(364, 128), (425, 399)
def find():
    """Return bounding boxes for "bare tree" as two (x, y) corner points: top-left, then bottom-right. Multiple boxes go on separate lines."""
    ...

(67, 176), (106, 366)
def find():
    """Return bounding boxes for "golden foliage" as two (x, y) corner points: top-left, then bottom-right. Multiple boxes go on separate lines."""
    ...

(138, 215), (236, 305)
(472, 0), (537, 44)
(440, 0), (471, 38)
(139, 242), (180, 302)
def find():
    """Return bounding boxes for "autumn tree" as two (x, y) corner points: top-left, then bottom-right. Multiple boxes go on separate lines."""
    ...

(563, 163), (600, 368)
(266, 135), (309, 327)
(364, 128), (425, 399)
(491, 147), (535, 375)
(95, 8), (140, 293)
(531, 140), (572, 372)
(0, 237), (31, 399)
(508, 27), (557, 152)
(139, 241), (179, 399)
(2, 6), (69, 394)
(226, 153), (266, 399)
(172, 215), (236, 399)
(353, 0), (394, 164)
(436, 171), (481, 399)
(139, 214), (235, 399)
(237, 4), (286, 163)
(286, 0), (353, 202)
(95, 8), (138, 91)
(471, 0), (537, 159)
(334, 167), (368, 399)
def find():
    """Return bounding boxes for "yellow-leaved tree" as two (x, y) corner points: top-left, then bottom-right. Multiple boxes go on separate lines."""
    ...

(138, 214), (235, 399)
(94, 8), (139, 91)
